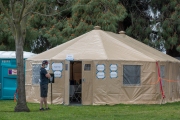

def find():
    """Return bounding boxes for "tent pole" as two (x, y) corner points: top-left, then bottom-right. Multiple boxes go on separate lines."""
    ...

(51, 81), (52, 104)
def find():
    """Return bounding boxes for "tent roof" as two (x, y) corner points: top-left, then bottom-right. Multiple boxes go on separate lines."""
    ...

(0, 51), (36, 59)
(28, 28), (179, 62)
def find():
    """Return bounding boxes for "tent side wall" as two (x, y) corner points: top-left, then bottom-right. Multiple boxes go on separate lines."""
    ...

(25, 60), (41, 103)
(163, 62), (180, 102)
(170, 62), (180, 102)
(89, 60), (179, 104)
(152, 61), (180, 103)
(26, 59), (180, 105)
(50, 60), (65, 104)
(92, 60), (162, 105)
(25, 60), (65, 104)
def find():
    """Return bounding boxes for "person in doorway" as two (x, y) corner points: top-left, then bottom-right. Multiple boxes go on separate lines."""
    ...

(39, 60), (51, 111)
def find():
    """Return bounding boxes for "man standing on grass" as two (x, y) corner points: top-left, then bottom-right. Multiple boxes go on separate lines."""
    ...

(39, 60), (51, 111)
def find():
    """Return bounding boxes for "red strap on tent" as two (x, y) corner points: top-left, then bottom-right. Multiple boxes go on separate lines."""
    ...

(156, 62), (165, 99)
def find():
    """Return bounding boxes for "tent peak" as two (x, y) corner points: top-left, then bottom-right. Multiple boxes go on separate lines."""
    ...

(119, 31), (126, 34)
(94, 26), (101, 30)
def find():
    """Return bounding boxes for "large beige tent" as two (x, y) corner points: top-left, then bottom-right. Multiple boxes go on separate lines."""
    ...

(25, 26), (180, 105)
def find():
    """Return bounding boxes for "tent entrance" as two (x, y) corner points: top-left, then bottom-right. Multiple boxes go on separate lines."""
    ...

(69, 61), (82, 104)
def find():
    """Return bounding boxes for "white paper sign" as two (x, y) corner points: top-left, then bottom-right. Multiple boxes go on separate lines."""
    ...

(97, 64), (105, 71)
(97, 72), (105, 79)
(52, 63), (63, 71)
(66, 54), (74, 61)
(110, 64), (117, 71)
(54, 71), (62, 78)
(110, 72), (118, 78)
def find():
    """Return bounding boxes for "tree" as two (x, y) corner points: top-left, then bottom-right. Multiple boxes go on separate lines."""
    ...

(0, 1), (15, 51)
(27, 1), (71, 53)
(0, 0), (70, 53)
(0, 0), (70, 112)
(120, 0), (155, 47)
(151, 0), (180, 57)
(61, 0), (158, 52)
(61, 0), (127, 41)
(0, 0), (34, 112)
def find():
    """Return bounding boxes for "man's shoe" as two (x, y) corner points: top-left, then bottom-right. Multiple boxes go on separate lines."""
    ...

(39, 108), (44, 111)
(45, 107), (50, 110)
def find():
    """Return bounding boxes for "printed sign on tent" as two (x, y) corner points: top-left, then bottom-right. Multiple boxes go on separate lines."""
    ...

(110, 64), (118, 71)
(66, 54), (74, 61)
(54, 71), (62, 78)
(52, 63), (63, 71)
(96, 72), (105, 79)
(97, 64), (105, 71)
(110, 72), (118, 78)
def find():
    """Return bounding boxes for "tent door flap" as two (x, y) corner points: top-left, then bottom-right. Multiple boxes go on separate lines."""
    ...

(82, 61), (93, 105)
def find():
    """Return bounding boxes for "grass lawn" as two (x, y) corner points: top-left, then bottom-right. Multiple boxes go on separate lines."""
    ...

(0, 100), (180, 120)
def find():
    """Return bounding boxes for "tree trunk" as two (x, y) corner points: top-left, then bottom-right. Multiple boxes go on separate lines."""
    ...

(14, 23), (30, 112)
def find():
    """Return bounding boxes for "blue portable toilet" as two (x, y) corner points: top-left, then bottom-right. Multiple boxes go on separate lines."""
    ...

(0, 51), (36, 100)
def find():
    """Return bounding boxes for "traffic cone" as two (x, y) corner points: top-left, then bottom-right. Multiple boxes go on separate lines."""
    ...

(14, 94), (16, 102)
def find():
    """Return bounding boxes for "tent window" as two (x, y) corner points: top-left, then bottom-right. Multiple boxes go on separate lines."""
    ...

(160, 66), (165, 78)
(32, 64), (41, 85)
(160, 65), (165, 86)
(65, 64), (68, 70)
(84, 64), (91, 71)
(123, 65), (141, 85)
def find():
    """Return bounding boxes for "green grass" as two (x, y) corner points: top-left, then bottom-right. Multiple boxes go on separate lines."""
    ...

(0, 100), (180, 120)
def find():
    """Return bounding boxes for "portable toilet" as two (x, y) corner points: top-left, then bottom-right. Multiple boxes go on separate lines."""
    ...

(0, 51), (36, 100)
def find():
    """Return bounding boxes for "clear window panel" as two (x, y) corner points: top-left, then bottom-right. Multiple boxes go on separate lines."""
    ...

(160, 65), (165, 86)
(32, 64), (41, 85)
(84, 64), (91, 71)
(65, 64), (68, 70)
(123, 65), (141, 85)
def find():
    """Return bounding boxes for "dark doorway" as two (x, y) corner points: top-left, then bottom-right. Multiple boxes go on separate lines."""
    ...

(69, 61), (82, 104)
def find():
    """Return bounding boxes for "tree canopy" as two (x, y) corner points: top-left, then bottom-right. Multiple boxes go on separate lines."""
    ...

(61, 0), (127, 41)
(0, 0), (70, 53)
(121, 0), (153, 45)
(0, 1), (15, 51)
(1, 0), (180, 57)
(151, 0), (180, 57)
